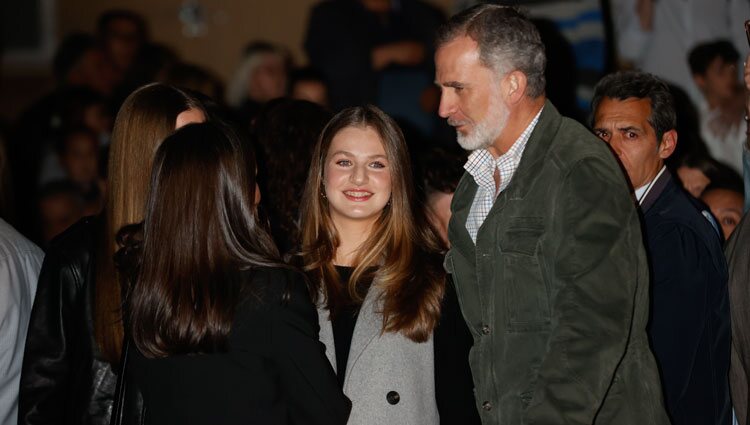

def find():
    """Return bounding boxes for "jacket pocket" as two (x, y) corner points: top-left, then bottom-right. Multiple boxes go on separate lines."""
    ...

(499, 218), (550, 331)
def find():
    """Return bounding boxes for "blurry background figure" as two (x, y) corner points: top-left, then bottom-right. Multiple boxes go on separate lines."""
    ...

(289, 67), (330, 107)
(165, 62), (225, 104)
(675, 154), (718, 198)
(96, 10), (148, 88)
(689, 40), (746, 175)
(251, 98), (331, 254)
(55, 127), (105, 215)
(227, 41), (291, 124)
(611, 0), (750, 105)
(420, 147), (466, 248)
(0, 218), (43, 425)
(701, 168), (745, 240)
(36, 181), (85, 247)
(304, 0), (445, 139)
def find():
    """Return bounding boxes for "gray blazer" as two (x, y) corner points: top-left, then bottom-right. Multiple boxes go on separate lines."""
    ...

(317, 282), (439, 425)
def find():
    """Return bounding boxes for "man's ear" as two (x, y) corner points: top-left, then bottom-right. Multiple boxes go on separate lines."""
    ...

(504, 71), (528, 104)
(658, 129), (678, 159)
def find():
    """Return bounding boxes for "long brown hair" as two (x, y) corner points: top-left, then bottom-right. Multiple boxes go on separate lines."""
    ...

(94, 83), (205, 364)
(299, 105), (445, 343)
(128, 122), (282, 358)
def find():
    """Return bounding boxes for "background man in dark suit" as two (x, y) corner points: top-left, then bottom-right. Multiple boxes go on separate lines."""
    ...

(592, 70), (731, 425)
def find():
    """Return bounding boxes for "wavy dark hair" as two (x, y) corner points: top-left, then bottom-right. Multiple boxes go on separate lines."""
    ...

(252, 98), (332, 254)
(127, 122), (282, 358)
(299, 105), (445, 343)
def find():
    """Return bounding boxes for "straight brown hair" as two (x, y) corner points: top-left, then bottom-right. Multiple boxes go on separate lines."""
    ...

(94, 83), (205, 364)
(299, 105), (445, 343)
(128, 122), (282, 357)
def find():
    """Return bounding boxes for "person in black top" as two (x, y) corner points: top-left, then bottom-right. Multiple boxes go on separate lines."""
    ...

(299, 105), (479, 424)
(118, 122), (350, 425)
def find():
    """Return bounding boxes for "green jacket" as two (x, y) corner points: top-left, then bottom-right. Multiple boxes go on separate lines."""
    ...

(445, 101), (670, 425)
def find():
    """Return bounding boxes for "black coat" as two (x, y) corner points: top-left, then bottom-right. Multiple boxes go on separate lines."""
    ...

(18, 217), (117, 425)
(122, 267), (351, 425)
(641, 171), (731, 425)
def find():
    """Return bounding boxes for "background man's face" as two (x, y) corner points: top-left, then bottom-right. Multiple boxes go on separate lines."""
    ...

(593, 97), (665, 190)
(435, 36), (507, 151)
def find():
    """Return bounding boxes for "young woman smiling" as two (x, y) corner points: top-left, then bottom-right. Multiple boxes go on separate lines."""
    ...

(299, 105), (480, 424)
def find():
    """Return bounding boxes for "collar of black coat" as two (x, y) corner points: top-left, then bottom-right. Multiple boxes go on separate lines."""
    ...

(638, 168), (672, 214)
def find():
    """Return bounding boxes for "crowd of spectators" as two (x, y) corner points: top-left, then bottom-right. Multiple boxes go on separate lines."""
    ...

(1, 1), (750, 424)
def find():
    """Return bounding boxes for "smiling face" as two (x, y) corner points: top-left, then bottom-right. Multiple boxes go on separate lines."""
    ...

(593, 97), (676, 190)
(435, 35), (509, 151)
(323, 126), (392, 229)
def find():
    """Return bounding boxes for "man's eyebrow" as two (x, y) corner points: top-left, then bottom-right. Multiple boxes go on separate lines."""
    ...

(616, 126), (643, 133)
(435, 80), (466, 89)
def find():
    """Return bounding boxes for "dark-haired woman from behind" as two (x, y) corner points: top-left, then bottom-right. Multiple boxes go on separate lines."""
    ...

(118, 122), (350, 425)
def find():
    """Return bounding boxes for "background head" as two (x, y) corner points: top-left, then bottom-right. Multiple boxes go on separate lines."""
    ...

(96, 9), (148, 72)
(227, 41), (290, 107)
(288, 67), (329, 107)
(591, 71), (677, 190)
(699, 164), (744, 240)
(688, 40), (740, 103)
(57, 126), (100, 187)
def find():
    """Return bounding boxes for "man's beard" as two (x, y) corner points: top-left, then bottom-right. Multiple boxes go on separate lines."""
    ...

(454, 94), (508, 151)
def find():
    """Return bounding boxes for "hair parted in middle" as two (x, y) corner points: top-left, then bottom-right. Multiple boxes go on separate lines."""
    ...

(127, 121), (283, 358)
(299, 105), (445, 343)
(436, 4), (547, 98)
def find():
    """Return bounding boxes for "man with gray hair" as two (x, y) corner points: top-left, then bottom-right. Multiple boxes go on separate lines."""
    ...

(435, 5), (669, 424)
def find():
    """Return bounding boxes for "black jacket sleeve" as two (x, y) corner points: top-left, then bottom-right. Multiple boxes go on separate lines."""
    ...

(18, 244), (82, 424)
(434, 276), (481, 424)
(270, 269), (351, 425)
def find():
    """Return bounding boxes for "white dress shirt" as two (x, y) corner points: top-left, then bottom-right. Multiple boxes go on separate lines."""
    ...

(0, 219), (43, 425)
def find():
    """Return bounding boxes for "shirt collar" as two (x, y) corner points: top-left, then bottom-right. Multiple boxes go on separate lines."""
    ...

(635, 165), (667, 205)
(464, 107), (543, 192)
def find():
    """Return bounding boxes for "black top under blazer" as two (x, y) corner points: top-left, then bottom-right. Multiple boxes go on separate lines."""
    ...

(641, 171), (731, 425)
(127, 267), (351, 425)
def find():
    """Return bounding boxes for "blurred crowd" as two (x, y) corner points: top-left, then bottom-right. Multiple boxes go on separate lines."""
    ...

(2, 1), (750, 425)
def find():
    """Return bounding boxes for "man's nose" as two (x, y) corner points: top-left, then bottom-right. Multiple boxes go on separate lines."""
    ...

(438, 90), (455, 119)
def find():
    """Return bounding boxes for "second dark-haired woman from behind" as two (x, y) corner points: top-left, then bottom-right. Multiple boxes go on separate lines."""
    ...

(117, 122), (350, 425)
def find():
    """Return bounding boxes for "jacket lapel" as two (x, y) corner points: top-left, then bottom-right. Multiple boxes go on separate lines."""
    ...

(485, 100), (561, 222)
(317, 303), (337, 372)
(343, 281), (383, 390)
(448, 172), (479, 253)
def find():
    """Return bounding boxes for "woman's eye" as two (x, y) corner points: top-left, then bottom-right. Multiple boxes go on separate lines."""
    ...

(336, 159), (352, 166)
(722, 217), (737, 226)
(370, 161), (386, 169)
